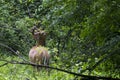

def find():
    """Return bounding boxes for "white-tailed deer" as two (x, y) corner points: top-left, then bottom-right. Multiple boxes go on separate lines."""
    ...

(29, 26), (50, 71)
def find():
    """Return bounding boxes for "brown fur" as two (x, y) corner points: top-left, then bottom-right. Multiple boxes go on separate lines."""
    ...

(29, 26), (50, 71)
(29, 46), (50, 70)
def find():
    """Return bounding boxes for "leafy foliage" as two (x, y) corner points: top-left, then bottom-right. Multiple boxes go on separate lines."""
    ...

(0, 0), (120, 79)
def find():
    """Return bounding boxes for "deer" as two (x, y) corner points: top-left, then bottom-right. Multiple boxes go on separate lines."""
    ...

(29, 26), (50, 71)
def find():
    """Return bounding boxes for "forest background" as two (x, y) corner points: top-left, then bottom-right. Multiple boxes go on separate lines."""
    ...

(0, 0), (120, 80)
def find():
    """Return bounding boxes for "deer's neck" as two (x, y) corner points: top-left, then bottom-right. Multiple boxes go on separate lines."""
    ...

(36, 39), (45, 46)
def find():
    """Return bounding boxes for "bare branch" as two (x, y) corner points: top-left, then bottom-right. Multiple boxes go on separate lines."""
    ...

(89, 49), (119, 73)
(0, 43), (28, 62)
(81, 49), (120, 75)
(0, 62), (8, 67)
(0, 59), (119, 80)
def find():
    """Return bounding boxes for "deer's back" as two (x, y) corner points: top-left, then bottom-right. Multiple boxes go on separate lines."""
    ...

(29, 46), (50, 65)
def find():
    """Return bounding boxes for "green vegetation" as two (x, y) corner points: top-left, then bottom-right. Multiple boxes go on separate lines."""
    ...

(0, 0), (120, 80)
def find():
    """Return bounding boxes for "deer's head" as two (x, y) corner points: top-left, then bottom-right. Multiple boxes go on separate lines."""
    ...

(30, 26), (47, 46)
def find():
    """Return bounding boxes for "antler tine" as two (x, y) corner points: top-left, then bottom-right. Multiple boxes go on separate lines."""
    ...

(31, 26), (38, 35)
